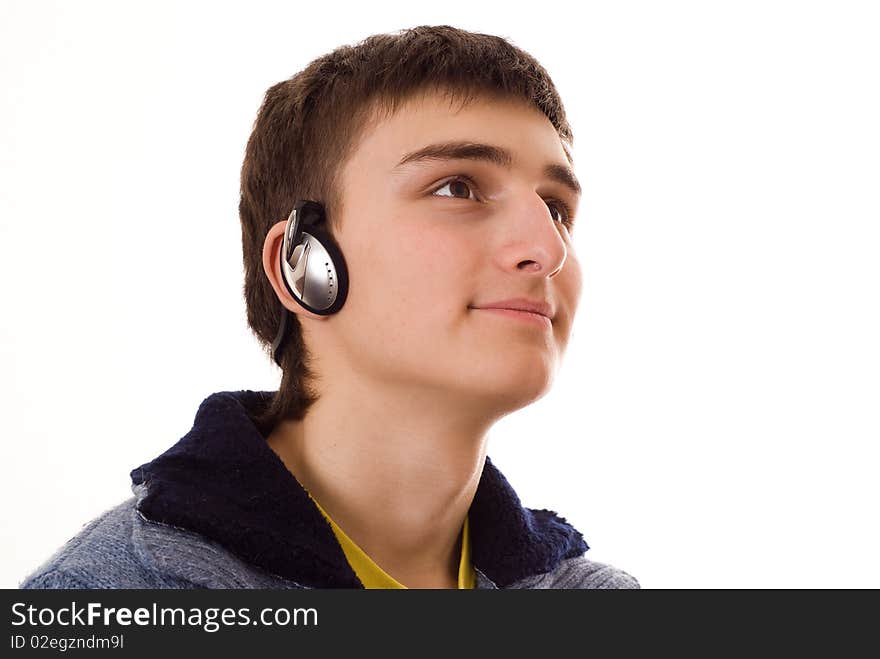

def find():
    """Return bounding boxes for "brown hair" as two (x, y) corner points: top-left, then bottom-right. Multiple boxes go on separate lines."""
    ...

(239, 25), (574, 436)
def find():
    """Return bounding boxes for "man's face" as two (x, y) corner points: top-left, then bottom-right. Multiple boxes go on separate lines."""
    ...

(315, 90), (583, 412)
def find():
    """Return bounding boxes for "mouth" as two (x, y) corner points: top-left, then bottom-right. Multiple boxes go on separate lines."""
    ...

(469, 306), (553, 329)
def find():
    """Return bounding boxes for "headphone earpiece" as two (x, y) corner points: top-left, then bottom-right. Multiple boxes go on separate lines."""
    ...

(271, 200), (349, 367)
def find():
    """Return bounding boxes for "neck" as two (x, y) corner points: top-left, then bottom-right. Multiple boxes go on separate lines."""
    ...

(266, 377), (493, 588)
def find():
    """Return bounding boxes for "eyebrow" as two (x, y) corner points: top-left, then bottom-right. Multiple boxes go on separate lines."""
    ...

(394, 141), (582, 196)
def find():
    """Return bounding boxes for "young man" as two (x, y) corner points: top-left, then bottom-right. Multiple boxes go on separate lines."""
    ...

(20, 25), (638, 589)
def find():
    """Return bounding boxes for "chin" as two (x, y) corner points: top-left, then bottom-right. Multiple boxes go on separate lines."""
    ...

(466, 361), (556, 411)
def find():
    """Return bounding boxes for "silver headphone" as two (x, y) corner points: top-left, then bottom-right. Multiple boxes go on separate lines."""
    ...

(271, 200), (349, 367)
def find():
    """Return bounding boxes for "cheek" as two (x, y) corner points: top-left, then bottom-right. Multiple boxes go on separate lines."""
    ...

(349, 223), (474, 327)
(563, 250), (583, 309)
(553, 252), (583, 346)
(403, 232), (475, 325)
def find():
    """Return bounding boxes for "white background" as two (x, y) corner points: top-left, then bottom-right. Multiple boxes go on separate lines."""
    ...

(2, 0), (878, 589)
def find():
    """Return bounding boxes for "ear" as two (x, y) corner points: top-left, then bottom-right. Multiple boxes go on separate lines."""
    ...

(262, 220), (327, 321)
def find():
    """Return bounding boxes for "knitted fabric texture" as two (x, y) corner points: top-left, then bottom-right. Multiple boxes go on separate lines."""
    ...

(20, 390), (640, 590)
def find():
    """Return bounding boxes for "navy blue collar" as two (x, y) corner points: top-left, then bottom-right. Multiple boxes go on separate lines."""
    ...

(130, 390), (588, 588)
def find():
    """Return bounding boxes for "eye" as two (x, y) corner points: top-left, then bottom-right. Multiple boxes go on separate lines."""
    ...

(431, 176), (478, 201)
(546, 199), (575, 229)
(430, 176), (576, 231)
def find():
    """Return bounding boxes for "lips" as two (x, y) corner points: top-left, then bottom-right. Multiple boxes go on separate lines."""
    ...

(470, 298), (554, 319)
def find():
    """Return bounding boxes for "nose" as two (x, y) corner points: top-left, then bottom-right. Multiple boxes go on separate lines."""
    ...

(497, 192), (568, 278)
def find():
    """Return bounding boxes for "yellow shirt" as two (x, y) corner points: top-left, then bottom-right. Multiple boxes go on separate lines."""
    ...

(307, 493), (476, 589)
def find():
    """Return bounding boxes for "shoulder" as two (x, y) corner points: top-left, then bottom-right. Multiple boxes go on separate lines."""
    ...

(19, 497), (197, 589)
(21, 492), (305, 589)
(511, 555), (641, 590)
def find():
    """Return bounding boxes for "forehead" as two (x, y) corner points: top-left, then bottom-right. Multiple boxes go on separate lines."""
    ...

(350, 89), (573, 172)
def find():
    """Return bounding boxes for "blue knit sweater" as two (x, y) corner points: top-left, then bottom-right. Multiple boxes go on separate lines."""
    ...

(20, 390), (639, 589)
